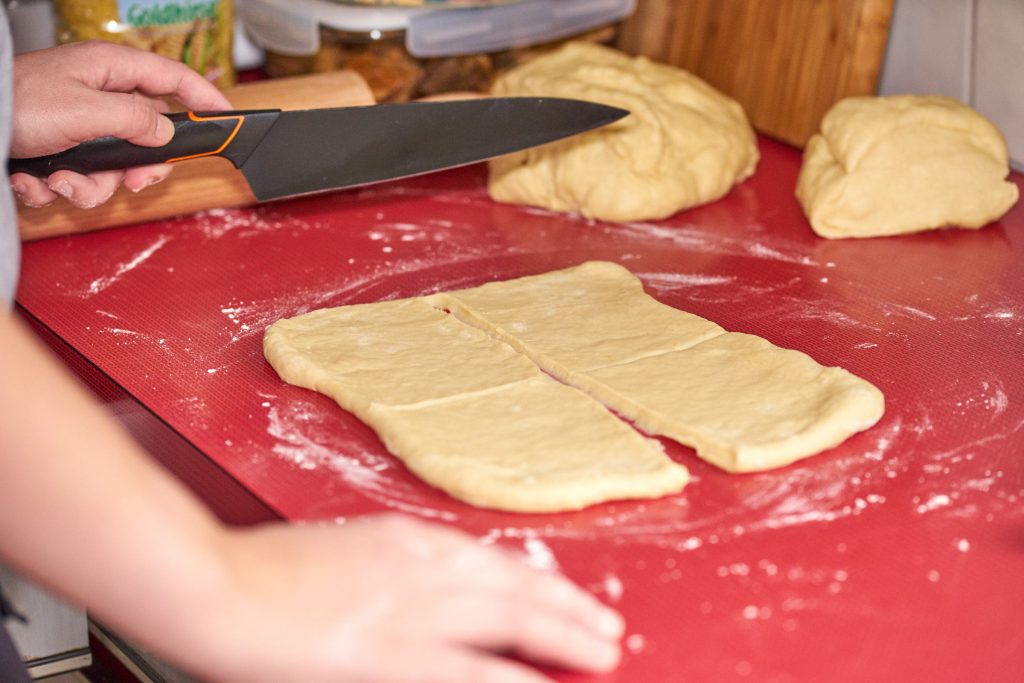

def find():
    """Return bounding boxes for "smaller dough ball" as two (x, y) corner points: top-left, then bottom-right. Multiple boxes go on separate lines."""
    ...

(487, 42), (759, 222)
(797, 95), (1019, 239)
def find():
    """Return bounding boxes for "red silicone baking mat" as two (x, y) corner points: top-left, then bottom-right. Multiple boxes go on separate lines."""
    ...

(16, 138), (1024, 681)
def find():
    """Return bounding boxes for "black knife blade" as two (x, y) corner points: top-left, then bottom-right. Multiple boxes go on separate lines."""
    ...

(7, 98), (629, 201)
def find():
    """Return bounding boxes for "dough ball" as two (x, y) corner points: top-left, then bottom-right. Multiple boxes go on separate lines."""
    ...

(796, 95), (1019, 239)
(487, 42), (759, 222)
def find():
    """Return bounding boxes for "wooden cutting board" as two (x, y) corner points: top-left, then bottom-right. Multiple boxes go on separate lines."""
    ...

(616, 0), (895, 147)
(17, 70), (375, 241)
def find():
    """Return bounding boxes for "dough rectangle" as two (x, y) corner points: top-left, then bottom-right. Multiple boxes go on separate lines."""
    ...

(265, 260), (883, 511)
(439, 262), (885, 473)
(579, 333), (886, 472)
(264, 294), (689, 513)
(263, 298), (540, 417)
(433, 261), (724, 375)
(368, 377), (688, 513)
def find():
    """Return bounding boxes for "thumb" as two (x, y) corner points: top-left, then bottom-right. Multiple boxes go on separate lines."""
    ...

(83, 90), (175, 148)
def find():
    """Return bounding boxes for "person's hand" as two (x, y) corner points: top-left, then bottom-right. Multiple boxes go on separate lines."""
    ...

(9, 40), (231, 209)
(0, 314), (620, 683)
(202, 514), (624, 683)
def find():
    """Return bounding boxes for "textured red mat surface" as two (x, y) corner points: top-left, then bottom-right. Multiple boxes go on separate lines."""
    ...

(18, 138), (1024, 681)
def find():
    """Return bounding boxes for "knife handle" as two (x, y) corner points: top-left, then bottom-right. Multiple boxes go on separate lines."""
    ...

(7, 109), (281, 178)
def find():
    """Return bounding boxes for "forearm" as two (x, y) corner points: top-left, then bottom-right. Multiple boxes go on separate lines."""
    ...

(0, 311), (234, 669)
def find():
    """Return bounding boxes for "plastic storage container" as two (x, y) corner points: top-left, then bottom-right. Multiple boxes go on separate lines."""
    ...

(239, 0), (635, 101)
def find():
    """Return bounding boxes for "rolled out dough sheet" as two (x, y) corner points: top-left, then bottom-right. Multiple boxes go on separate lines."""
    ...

(431, 261), (724, 376)
(262, 298), (538, 418)
(368, 378), (688, 513)
(437, 262), (885, 473)
(578, 333), (885, 472)
(264, 297), (687, 513)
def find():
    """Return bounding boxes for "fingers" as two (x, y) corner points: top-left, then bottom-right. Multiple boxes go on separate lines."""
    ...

(469, 556), (623, 672)
(430, 593), (622, 674)
(374, 644), (555, 683)
(12, 170), (126, 209)
(459, 541), (625, 642)
(484, 558), (624, 637)
(11, 42), (230, 159)
(75, 40), (232, 112)
(12, 165), (168, 208)
(404, 534), (623, 673)
(10, 173), (58, 208)
(74, 90), (176, 148)
(49, 170), (124, 209)
(209, 517), (625, 683)
(123, 164), (173, 193)
(385, 516), (625, 667)
(507, 560), (624, 635)
(12, 87), (172, 202)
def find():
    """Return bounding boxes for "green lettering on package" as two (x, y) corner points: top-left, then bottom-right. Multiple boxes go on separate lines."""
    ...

(119, 0), (217, 27)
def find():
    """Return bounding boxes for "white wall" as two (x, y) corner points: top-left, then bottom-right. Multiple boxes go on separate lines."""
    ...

(879, 0), (1024, 170)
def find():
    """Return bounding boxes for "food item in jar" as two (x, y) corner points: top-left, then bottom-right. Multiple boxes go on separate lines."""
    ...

(264, 25), (618, 103)
(797, 95), (1019, 238)
(487, 41), (759, 222)
(54, 0), (234, 88)
(263, 297), (688, 514)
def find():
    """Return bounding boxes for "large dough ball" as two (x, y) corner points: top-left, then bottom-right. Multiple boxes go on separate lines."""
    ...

(797, 95), (1019, 239)
(487, 42), (759, 222)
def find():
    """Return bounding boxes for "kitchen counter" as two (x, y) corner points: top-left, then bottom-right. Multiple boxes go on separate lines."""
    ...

(16, 138), (1024, 681)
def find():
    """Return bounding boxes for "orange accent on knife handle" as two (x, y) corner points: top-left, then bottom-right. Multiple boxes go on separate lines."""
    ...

(7, 110), (282, 178)
(164, 111), (247, 163)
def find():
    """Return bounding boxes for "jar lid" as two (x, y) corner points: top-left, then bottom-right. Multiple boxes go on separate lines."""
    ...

(240, 0), (635, 58)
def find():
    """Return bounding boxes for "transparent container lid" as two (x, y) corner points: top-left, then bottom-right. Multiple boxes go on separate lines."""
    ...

(239, 0), (635, 58)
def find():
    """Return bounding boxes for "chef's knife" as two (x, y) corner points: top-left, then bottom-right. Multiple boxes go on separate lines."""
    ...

(8, 98), (628, 201)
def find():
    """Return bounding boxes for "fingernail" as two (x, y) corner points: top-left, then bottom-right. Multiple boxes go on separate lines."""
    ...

(597, 641), (622, 671)
(18, 195), (47, 208)
(130, 175), (165, 193)
(157, 115), (175, 142)
(10, 183), (40, 207)
(50, 180), (74, 200)
(597, 609), (625, 638)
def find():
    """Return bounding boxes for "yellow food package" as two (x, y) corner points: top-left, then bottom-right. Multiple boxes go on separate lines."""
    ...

(55, 0), (235, 88)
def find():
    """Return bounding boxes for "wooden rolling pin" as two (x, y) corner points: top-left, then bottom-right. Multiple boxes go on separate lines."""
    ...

(17, 70), (375, 241)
